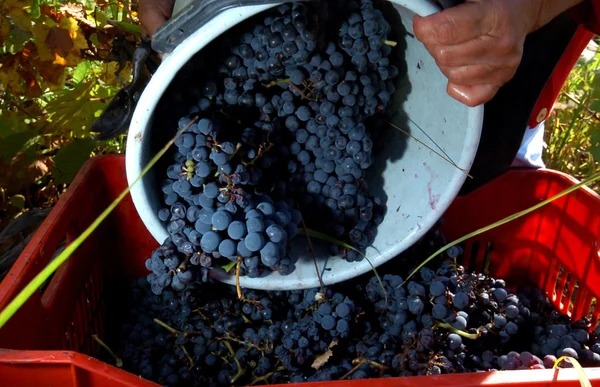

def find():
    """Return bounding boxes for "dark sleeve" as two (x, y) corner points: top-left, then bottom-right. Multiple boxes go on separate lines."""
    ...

(570, 0), (600, 34)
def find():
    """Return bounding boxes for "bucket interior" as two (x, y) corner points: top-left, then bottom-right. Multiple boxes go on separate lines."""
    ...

(136, 1), (481, 290)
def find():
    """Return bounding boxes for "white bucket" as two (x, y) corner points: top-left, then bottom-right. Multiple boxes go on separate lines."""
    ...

(125, 1), (483, 290)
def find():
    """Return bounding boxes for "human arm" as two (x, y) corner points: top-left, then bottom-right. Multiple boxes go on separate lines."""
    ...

(413, 0), (588, 107)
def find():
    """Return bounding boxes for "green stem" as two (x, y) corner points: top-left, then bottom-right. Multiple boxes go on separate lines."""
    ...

(382, 39), (397, 47)
(92, 334), (123, 367)
(402, 170), (600, 284)
(154, 318), (181, 335)
(436, 322), (478, 340)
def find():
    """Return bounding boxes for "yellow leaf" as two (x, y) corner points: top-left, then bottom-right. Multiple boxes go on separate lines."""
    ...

(102, 61), (118, 85)
(59, 17), (88, 50)
(54, 53), (67, 66)
(32, 24), (53, 62)
(0, 17), (10, 45)
(0, 56), (22, 95)
(3, 0), (32, 32)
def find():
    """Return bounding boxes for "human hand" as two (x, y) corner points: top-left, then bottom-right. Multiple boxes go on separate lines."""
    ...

(413, 0), (543, 107)
(139, 0), (176, 37)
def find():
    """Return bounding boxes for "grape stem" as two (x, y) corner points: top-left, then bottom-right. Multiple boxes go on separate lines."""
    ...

(229, 142), (243, 161)
(288, 83), (319, 102)
(236, 257), (243, 300)
(382, 39), (397, 47)
(266, 78), (291, 88)
(250, 366), (286, 385)
(295, 203), (325, 292)
(385, 121), (473, 178)
(340, 358), (388, 380)
(182, 345), (195, 369)
(435, 322), (479, 340)
(154, 318), (181, 335)
(221, 334), (272, 352)
(223, 340), (245, 383)
(92, 334), (123, 368)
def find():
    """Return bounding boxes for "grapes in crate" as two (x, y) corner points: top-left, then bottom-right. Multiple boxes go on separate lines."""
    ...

(111, 223), (600, 386)
(149, 0), (399, 289)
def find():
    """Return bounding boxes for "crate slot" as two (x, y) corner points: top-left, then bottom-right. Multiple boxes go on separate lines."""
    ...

(59, 258), (104, 357)
(38, 237), (67, 296)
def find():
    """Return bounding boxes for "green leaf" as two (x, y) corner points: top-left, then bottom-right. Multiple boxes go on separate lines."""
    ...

(0, 131), (39, 163)
(591, 130), (600, 145)
(73, 61), (91, 84)
(591, 144), (600, 161)
(31, 0), (41, 18)
(9, 195), (25, 210)
(52, 139), (97, 184)
(106, 20), (141, 36)
(221, 261), (236, 272)
(589, 99), (600, 114)
(0, 116), (30, 138)
(6, 27), (33, 54)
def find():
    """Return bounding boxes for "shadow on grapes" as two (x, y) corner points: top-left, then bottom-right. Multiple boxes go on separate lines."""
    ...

(141, 2), (415, 282)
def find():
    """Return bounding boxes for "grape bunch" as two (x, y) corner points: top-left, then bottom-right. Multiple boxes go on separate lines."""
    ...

(110, 223), (600, 387)
(150, 0), (400, 291)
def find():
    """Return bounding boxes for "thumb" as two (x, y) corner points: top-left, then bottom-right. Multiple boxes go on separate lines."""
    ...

(413, 1), (490, 46)
(447, 82), (499, 107)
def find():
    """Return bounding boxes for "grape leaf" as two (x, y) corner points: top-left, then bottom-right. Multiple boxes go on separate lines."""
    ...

(106, 20), (142, 36)
(32, 23), (54, 62)
(0, 55), (22, 95)
(3, 0), (32, 32)
(60, 17), (88, 51)
(52, 139), (97, 184)
(9, 195), (25, 211)
(0, 132), (40, 164)
(31, 0), (41, 19)
(0, 14), (10, 45)
(5, 27), (32, 55)
(221, 261), (236, 272)
(591, 129), (600, 146)
(46, 26), (73, 57)
(72, 60), (91, 83)
(589, 99), (600, 114)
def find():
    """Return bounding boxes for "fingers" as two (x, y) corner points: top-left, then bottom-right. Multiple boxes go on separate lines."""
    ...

(438, 62), (517, 87)
(139, 0), (175, 37)
(429, 36), (492, 68)
(447, 82), (499, 107)
(413, 1), (491, 46)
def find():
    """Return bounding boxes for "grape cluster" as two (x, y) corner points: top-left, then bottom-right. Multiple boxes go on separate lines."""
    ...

(108, 222), (600, 387)
(151, 0), (399, 290)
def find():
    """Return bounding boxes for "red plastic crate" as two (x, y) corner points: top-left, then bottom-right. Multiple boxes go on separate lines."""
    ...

(0, 155), (600, 387)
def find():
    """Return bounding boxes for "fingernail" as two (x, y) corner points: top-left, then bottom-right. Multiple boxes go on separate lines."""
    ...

(449, 85), (469, 101)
